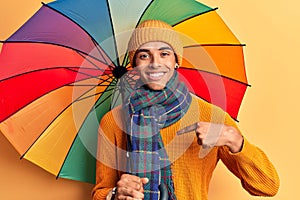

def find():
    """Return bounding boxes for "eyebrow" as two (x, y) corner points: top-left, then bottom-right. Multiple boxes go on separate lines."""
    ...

(136, 49), (150, 54)
(136, 46), (174, 53)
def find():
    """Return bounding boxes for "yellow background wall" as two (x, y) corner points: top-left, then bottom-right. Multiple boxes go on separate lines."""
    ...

(0, 0), (299, 199)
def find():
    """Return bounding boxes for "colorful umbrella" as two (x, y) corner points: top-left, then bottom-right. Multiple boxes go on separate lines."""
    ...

(0, 0), (249, 184)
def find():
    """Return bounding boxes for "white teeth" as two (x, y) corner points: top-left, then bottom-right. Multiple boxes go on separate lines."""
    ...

(149, 72), (164, 77)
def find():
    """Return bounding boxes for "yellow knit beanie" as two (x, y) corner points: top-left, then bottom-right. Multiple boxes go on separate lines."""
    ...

(128, 20), (183, 67)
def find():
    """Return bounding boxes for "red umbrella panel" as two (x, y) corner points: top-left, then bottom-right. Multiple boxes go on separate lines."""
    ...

(174, 11), (249, 121)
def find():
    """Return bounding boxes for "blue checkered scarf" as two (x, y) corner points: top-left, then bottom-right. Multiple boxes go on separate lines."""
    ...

(123, 71), (191, 200)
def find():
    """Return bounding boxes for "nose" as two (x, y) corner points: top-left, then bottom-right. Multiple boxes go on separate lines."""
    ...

(149, 53), (161, 68)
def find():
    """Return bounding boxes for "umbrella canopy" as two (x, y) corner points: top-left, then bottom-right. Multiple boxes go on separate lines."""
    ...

(0, 0), (249, 184)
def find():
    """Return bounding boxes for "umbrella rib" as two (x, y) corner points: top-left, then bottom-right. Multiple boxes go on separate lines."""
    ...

(1, 40), (111, 66)
(19, 80), (114, 160)
(68, 74), (115, 86)
(68, 78), (115, 90)
(134, 0), (155, 27)
(69, 66), (111, 79)
(69, 76), (115, 87)
(123, 70), (138, 83)
(105, 0), (121, 67)
(41, 3), (117, 66)
(69, 53), (115, 82)
(67, 67), (109, 81)
(55, 134), (85, 180)
(0, 67), (114, 122)
(110, 87), (122, 108)
(73, 74), (117, 103)
(121, 52), (132, 68)
(185, 44), (246, 48)
(55, 75), (119, 180)
(72, 73), (117, 103)
(0, 66), (104, 82)
(76, 51), (114, 73)
(117, 74), (140, 99)
(69, 83), (112, 87)
(20, 99), (79, 159)
(172, 7), (218, 27)
(180, 67), (251, 86)
(56, 91), (115, 180)
(75, 87), (116, 103)
(94, 90), (114, 110)
(90, 39), (116, 72)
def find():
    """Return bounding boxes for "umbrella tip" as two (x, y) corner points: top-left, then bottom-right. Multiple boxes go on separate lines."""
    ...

(113, 66), (128, 79)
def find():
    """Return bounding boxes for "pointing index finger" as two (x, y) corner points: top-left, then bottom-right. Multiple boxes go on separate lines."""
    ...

(176, 122), (198, 135)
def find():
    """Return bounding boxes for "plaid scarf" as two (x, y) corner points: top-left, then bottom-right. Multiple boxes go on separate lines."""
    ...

(123, 71), (191, 200)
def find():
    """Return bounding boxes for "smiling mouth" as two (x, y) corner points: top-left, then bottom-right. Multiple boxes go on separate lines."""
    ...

(146, 72), (165, 80)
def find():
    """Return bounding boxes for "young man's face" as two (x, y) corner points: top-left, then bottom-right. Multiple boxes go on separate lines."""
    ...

(134, 41), (177, 91)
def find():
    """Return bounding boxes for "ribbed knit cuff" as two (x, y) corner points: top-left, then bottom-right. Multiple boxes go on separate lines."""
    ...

(228, 138), (257, 160)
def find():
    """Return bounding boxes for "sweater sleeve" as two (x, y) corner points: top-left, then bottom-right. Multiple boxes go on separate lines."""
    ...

(195, 97), (280, 197)
(218, 115), (280, 196)
(92, 108), (125, 200)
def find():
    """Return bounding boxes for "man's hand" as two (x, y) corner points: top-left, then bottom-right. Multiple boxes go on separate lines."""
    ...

(195, 122), (244, 153)
(114, 174), (149, 200)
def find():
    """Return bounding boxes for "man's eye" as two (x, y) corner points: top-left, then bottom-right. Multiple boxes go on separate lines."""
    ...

(161, 51), (170, 56)
(138, 53), (149, 59)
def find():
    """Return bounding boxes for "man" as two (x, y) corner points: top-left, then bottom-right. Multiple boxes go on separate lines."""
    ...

(92, 20), (279, 200)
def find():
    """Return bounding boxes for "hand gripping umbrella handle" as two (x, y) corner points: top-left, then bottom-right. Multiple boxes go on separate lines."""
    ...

(159, 183), (169, 200)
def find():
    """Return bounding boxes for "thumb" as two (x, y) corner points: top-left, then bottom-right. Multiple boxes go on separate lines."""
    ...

(141, 177), (149, 184)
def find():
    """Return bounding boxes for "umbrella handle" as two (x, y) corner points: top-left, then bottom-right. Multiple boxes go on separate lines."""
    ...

(159, 183), (168, 200)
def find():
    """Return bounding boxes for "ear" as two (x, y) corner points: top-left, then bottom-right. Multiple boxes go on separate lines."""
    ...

(174, 53), (179, 64)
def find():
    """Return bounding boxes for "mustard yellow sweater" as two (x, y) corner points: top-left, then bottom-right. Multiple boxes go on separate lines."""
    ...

(92, 96), (279, 200)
